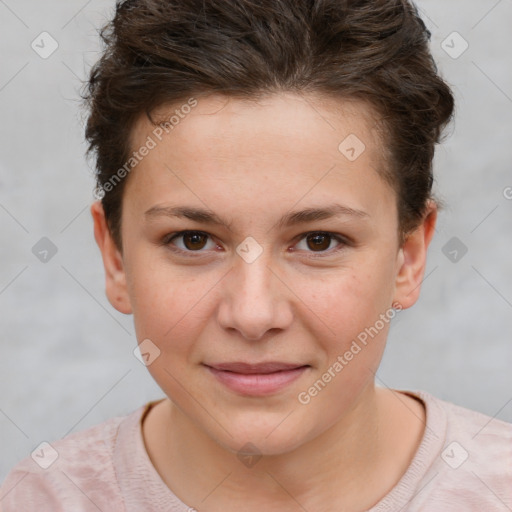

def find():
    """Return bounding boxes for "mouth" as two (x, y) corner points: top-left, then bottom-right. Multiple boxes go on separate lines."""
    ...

(203, 362), (311, 396)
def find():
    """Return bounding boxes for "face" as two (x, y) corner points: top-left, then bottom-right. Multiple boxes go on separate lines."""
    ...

(92, 92), (435, 456)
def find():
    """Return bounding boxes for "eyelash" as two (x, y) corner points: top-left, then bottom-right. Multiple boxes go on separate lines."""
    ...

(161, 230), (350, 259)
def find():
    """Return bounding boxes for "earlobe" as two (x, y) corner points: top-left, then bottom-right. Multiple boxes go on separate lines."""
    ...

(90, 201), (133, 314)
(393, 202), (437, 309)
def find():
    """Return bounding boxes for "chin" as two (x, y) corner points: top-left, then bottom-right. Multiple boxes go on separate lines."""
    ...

(210, 413), (315, 458)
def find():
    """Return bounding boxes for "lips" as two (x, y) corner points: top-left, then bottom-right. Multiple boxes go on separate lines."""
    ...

(204, 362), (310, 396)
(206, 362), (309, 374)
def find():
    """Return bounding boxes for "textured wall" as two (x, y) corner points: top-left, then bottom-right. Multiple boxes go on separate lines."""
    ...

(1, 0), (511, 483)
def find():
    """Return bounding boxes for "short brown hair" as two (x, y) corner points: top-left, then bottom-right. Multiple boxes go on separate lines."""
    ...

(82, 0), (455, 249)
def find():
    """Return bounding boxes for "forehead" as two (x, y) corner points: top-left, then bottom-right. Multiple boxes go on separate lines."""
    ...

(130, 92), (386, 173)
(123, 92), (396, 228)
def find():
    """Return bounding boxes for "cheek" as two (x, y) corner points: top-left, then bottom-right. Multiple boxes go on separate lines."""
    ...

(130, 275), (207, 345)
(297, 262), (394, 342)
(125, 245), (205, 344)
(292, 257), (397, 399)
(294, 271), (394, 419)
(129, 267), (209, 395)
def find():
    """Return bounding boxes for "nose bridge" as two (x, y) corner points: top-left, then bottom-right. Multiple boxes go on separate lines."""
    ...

(218, 241), (291, 340)
(233, 234), (277, 293)
(237, 247), (275, 297)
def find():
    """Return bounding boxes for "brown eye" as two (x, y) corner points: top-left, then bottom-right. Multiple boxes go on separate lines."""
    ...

(294, 231), (347, 257)
(182, 232), (208, 250)
(164, 231), (216, 253)
(306, 233), (332, 251)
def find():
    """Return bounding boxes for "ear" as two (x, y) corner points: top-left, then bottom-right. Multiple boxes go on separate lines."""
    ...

(393, 201), (437, 309)
(91, 201), (132, 314)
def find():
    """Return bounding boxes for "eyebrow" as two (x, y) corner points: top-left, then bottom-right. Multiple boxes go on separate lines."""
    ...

(144, 203), (369, 230)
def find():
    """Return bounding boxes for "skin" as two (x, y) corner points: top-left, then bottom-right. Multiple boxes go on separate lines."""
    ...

(91, 92), (437, 511)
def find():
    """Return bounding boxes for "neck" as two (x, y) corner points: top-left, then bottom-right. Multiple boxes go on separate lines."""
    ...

(143, 384), (425, 511)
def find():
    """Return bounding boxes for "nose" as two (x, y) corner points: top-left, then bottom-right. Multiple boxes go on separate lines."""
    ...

(217, 251), (294, 341)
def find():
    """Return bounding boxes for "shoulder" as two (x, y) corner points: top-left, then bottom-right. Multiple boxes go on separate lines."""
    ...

(414, 390), (512, 510)
(429, 391), (512, 457)
(0, 404), (148, 512)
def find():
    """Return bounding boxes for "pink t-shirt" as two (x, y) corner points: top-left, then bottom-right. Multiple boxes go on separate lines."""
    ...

(1, 390), (511, 511)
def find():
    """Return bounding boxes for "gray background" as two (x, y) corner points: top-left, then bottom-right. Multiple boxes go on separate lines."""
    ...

(1, 0), (511, 483)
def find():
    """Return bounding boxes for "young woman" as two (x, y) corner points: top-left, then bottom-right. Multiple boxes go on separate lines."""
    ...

(1, 0), (510, 510)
